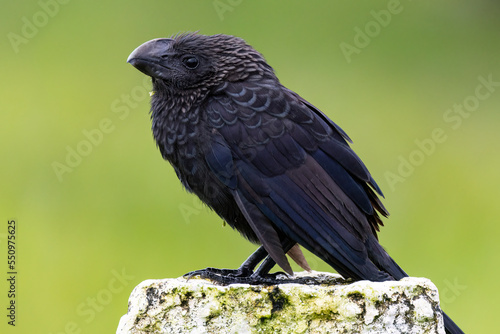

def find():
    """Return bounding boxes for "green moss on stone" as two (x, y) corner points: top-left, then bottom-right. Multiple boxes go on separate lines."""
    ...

(117, 272), (445, 334)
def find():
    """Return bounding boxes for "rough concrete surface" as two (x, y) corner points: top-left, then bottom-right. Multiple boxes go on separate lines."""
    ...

(117, 271), (445, 334)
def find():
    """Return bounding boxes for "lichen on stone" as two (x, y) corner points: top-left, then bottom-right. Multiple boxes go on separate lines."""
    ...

(117, 271), (446, 334)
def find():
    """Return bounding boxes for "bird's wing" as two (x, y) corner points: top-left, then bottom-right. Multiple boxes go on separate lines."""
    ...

(204, 80), (397, 280)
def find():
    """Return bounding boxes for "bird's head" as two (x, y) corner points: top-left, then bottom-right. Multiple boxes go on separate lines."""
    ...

(127, 33), (275, 93)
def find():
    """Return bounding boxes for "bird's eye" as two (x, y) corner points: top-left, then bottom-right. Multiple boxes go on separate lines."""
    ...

(182, 56), (199, 69)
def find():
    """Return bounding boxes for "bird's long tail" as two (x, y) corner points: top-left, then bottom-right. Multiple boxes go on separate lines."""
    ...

(443, 311), (464, 334)
(368, 239), (464, 334)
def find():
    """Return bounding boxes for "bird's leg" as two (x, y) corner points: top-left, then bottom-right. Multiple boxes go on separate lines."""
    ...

(243, 252), (325, 285)
(184, 240), (313, 285)
(241, 242), (294, 285)
(237, 245), (269, 276)
(183, 246), (268, 282)
(198, 240), (323, 285)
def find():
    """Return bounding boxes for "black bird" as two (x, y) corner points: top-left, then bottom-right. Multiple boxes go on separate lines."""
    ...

(127, 33), (463, 334)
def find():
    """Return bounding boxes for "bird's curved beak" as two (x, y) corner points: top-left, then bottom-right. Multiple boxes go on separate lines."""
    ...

(127, 38), (174, 80)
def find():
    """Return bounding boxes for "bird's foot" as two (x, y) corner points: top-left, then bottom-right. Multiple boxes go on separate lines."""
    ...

(184, 266), (252, 280)
(184, 267), (326, 286)
(183, 267), (291, 286)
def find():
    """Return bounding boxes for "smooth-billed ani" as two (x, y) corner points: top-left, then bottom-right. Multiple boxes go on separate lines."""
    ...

(127, 33), (463, 334)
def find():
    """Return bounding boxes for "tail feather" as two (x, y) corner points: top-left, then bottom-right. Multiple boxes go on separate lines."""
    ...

(443, 311), (464, 334)
(368, 239), (464, 333)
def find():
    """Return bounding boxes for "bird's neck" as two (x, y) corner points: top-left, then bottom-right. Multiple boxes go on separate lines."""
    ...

(149, 87), (207, 162)
(151, 86), (205, 114)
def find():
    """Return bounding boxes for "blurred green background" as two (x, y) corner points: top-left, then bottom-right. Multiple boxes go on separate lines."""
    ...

(1, 0), (499, 332)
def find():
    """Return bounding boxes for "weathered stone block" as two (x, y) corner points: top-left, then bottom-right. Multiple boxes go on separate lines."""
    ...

(117, 271), (445, 333)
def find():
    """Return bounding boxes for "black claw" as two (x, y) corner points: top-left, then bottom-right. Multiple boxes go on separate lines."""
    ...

(183, 267), (329, 286)
(183, 266), (253, 282)
(183, 267), (284, 285)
